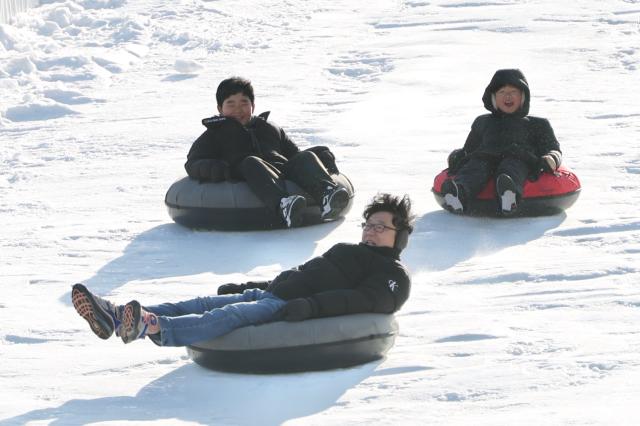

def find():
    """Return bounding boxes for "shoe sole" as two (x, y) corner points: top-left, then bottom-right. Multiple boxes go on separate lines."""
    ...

(441, 181), (464, 213)
(121, 300), (142, 344)
(497, 175), (518, 214)
(321, 189), (349, 220)
(72, 284), (114, 340)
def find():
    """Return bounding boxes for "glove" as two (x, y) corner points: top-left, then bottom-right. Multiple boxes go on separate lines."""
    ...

(282, 298), (314, 322)
(539, 150), (561, 173)
(217, 283), (244, 295)
(540, 155), (555, 172)
(306, 146), (339, 174)
(447, 148), (466, 171)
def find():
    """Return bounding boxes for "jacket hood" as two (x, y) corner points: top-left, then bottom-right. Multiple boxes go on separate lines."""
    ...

(482, 69), (530, 117)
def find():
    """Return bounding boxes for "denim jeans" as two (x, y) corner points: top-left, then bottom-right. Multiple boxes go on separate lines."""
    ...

(144, 289), (286, 347)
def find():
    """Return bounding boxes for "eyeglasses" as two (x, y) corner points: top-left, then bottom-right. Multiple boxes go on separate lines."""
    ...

(361, 222), (397, 233)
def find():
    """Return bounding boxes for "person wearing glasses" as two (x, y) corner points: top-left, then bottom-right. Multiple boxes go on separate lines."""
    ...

(71, 193), (414, 346)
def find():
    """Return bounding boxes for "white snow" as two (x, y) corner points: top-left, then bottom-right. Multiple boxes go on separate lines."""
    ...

(0, 0), (38, 25)
(1, 0), (639, 425)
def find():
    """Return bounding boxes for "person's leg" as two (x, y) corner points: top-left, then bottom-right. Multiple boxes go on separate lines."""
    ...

(124, 289), (286, 347)
(144, 292), (251, 317)
(442, 157), (495, 212)
(495, 156), (529, 195)
(495, 157), (529, 215)
(240, 156), (306, 227)
(453, 157), (496, 198)
(240, 156), (287, 211)
(284, 151), (348, 219)
(71, 283), (124, 339)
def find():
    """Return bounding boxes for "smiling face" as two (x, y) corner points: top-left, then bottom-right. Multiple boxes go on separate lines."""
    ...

(361, 211), (397, 249)
(217, 92), (254, 125)
(494, 84), (523, 114)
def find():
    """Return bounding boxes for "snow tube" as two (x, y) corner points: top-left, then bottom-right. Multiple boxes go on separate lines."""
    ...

(165, 173), (354, 230)
(432, 165), (581, 217)
(186, 314), (398, 373)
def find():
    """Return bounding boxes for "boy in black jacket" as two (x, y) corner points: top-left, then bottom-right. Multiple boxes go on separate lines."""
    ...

(443, 69), (562, 216)
(185, 76), (348, 227)
(71, 194), (414, 347)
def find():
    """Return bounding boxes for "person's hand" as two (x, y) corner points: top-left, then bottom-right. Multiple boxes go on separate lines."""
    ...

(282, 298), (313, 321)
(540, 154), (558, 173)
(217, 283), (244, 295)
(447, 148), (466, 170)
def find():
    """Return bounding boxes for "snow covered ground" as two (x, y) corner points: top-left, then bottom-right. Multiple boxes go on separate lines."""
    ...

(1, 0), (639, 424)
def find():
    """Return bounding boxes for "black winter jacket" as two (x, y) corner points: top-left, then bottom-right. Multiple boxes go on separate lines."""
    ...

(450, 69), (562, 174)
(233, 243), (411, 319)
(267, 243), (411, 318)
(185, 112), (299, 181)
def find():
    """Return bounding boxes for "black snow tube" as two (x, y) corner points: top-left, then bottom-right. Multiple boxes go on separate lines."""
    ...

(186, 314), (398, 374)
(432, 165), (581, 217)
(165, 173), (354, 230)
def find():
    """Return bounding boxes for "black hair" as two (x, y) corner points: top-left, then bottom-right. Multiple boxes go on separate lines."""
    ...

(216, 77), (255, 106)
(363, 193), (415, 251)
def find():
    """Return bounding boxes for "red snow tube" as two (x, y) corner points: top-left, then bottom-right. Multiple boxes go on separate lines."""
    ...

(432, 165), (581, 217)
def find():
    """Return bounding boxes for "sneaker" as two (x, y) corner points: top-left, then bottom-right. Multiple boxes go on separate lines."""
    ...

(320, 186), (349, 220)
(120, 300), (149, 344)
(441, 179), (464, 213)
(71, 283), (123, 340)
(496, 173), (518, 215)
(280, 195), (306, 228)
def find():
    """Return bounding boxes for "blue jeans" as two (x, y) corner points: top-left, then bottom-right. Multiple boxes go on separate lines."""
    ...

(144, 289), (286, 347)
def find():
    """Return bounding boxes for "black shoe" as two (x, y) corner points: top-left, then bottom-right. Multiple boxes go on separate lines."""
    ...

(71, 283), (123, 340)
(279, 195), (306, 228)
(320, 186), (349, 220)
(441, 179), (464, 213)
(120, 300), (148, 344)
(496, 174), (518, 216)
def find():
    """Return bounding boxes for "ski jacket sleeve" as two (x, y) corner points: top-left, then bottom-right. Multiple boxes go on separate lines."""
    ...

(462, 116), (484, 154)
(279, 128), (300, 160)
(184, 130), (229, 181)
(532, 118), (562, 157)
(303, 269), (411, 318)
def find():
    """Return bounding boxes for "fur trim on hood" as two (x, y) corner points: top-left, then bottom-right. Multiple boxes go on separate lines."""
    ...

(482, 69), (530, 117)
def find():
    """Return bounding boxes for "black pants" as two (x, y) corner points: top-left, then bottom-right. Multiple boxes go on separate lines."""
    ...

(240, 151), (337, 213)
(454, 156), (529, 199)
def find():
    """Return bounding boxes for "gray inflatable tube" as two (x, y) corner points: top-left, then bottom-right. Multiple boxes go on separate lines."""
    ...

(186, 314), (398, 373)
(165, 173), (355, 230)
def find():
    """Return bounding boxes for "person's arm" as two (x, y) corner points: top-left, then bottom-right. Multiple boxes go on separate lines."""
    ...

(461, 117), (483, 154)
(447, 117), (482, 173)
(282, 271), (410, 321)
(279, 128), (300, 160)
(184, 130), (229, 181)
(535, 119), (562, 172)
(217, 281), (270, 295)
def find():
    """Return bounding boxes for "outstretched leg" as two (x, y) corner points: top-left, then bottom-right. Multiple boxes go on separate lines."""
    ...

(132, 289), (286, 347)
(71, 283), (123, 339)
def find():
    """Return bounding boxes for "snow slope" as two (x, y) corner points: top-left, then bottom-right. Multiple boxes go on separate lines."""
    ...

(1, 0), (639, 424)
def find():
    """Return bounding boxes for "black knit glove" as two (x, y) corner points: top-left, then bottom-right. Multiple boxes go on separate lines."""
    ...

(539, 150), (561, 173)
(217, 283), (244, 295)
(447, 148), (466, 171)
(282, 298), (314, 322)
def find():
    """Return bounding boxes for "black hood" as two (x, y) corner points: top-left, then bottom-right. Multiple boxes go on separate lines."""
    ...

(482, 69), (530, 117)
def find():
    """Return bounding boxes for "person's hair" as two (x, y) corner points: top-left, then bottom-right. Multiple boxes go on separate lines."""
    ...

(363, 193), (415, 236)
(216, 77), (255, 106)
